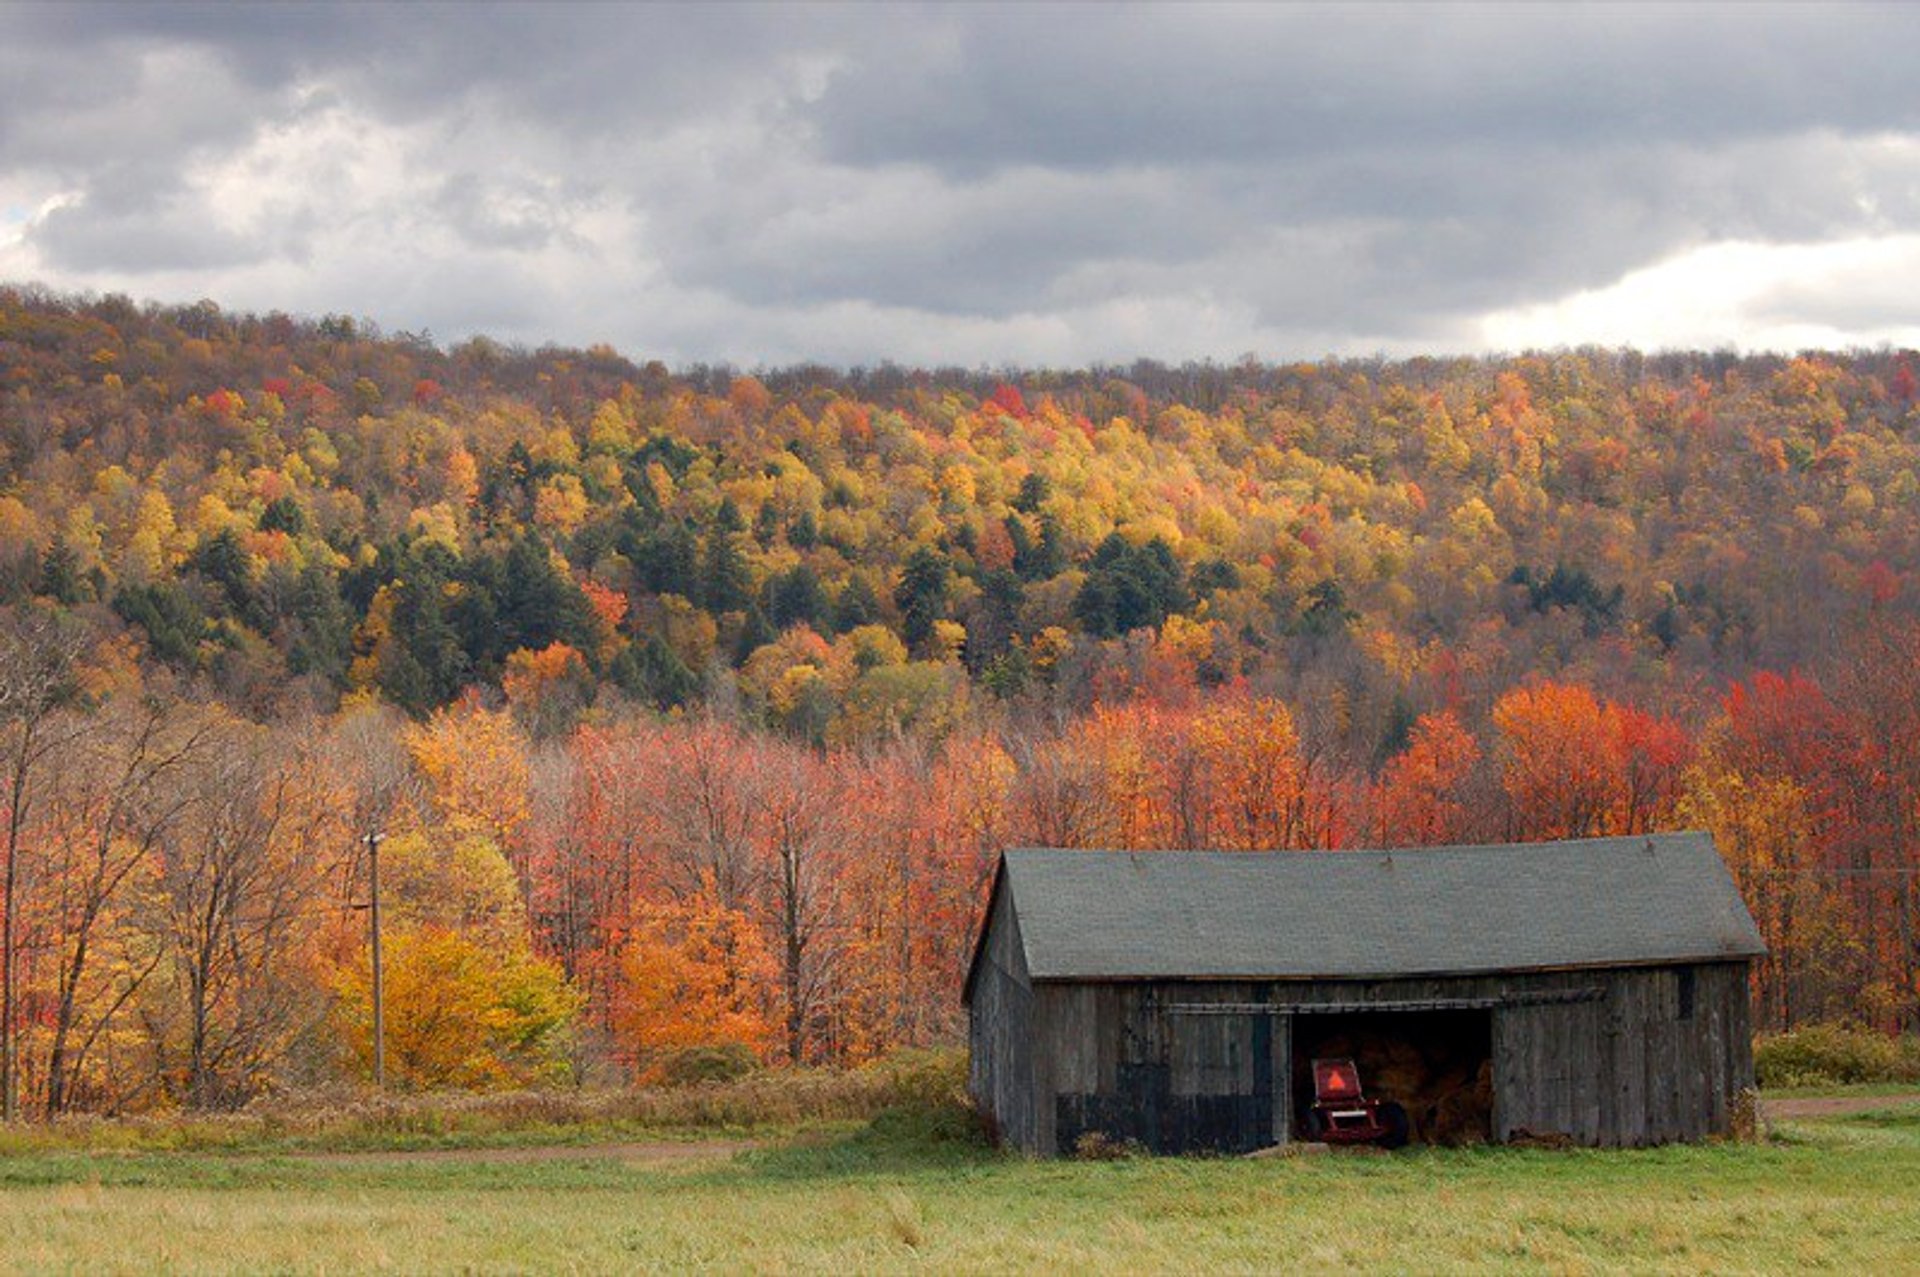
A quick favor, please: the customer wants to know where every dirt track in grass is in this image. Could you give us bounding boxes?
[290,1138,761,1166]
[1765,1092,1920,1119]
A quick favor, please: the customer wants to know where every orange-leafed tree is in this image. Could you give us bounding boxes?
[614,894,776,1081]
[751,739,847,1064]
[632,716,761,912]
[1373,710,1482,846]
[1005,722,1114,850]
[1492,680,1618,840]
[502,642,595,739]
[1192,695,1305,849]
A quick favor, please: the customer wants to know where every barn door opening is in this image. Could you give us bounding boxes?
[1291,1009,1493,1146]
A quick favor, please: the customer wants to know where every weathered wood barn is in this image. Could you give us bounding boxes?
[964,834,1765,1155]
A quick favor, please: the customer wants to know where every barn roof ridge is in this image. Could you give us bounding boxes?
[992,832,1766,984]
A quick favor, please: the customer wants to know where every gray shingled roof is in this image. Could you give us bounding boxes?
[997,834,1765,981]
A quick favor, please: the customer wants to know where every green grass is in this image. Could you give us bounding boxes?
[3,1101,1919,1273]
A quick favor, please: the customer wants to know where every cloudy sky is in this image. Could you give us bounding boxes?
[3,2,1918,366]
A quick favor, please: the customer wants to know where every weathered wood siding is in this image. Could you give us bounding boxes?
[1036,981,1289,1155]
[992,961,1754,1155]
[1494,960,1753,1146]
[965,883,1038,1151]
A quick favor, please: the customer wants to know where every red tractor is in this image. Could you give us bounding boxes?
[1303,1057,1411,1148]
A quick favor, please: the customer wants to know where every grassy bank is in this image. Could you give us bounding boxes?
[2,1095,1917,1273]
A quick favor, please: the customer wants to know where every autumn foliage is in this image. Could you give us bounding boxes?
[2,288,1920,1113]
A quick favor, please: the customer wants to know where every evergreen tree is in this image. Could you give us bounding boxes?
[37,542,89,605]
[732,604,776,666]
[1072,535,1188,638]
[1013,472,1051,514]
[789,509,819,549]
[832,575,882,634]
[894,547,951,653]
[965,568,1025,672]
[258,496,306,536]
[611,635,700,711]
[285,564,353,685]
[381,552,467,713]
[766,564,827,631]
[700,506,751,614]
[188,529,256,623]
[495,536,595,657]
[112,582,208,667]
[633,522,699,598]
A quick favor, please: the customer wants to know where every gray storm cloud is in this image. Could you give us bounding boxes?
[2,2,1917,364]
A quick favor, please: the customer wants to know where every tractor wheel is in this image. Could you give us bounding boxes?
[1303,1109,1326,1142]
[1377,1101,1411,1149]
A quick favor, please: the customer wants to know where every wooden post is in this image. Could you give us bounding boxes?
[366,830,385,1089]
[1,840,13,1125]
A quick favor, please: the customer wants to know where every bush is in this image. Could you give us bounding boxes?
[858,1048,990,1147]
[659,1043,760,1086]
[1755,1024,1920,1088]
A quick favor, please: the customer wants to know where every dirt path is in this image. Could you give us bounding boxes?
[1764,1092,1920,1119]
[290,1139,759,1166]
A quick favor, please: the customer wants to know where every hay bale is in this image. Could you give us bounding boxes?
[1367,1038,1431,1103]
[1430,1059,1494,1146]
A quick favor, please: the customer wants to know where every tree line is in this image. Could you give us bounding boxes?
[2,601,1916,1115]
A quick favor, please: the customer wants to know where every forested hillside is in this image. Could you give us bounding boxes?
[2,285,1917,1114]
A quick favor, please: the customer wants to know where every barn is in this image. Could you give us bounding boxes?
[964,833,1765,1156]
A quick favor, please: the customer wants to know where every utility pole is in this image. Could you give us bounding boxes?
[1,827,15,1125]
[365,830,386,1089]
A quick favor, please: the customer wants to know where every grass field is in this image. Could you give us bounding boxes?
[3,1100,1918,1274]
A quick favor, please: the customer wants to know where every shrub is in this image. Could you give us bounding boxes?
[859,1048,990,1147]
[659,1043,760,1086]
[1755,1024,1920,1088]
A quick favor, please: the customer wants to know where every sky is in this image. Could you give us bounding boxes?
[2,2,1919,368]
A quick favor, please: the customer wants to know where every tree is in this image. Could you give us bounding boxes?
[611,636,699,711]
[636,717,760,910]
[1192,696,1305,850]
[1073,536,1187,638]
[752,744,845,1063]
[1679,744,1854,1029]
[40,695,210,1115]
[614,896,774,1081]
[1492,681,1619,841]
[404,697,532,857]
[766,564,828,632]
[0,607,86,1121]
[894,548,950,654]
[335,927,579,1089]
[831,575,882,634]
[502,642,595,740]
[699,503,751,614]
[1373,711,1483,846]
[154,721,335,1108]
